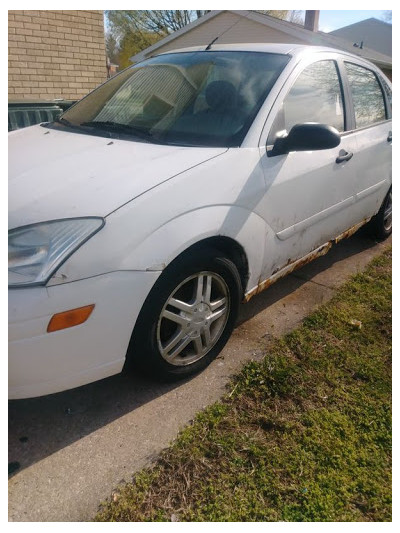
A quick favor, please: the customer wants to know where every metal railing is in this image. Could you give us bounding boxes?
[8,100,76,131]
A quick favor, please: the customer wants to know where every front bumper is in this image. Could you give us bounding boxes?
[8,270,160,399]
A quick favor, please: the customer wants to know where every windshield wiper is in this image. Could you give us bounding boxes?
[79,120,157,142]
[80,120,132,131]
[54,116,74,127]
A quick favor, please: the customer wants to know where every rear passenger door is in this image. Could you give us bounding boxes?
[342,61,392,218]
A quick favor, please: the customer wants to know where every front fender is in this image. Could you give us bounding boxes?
[118,206,268,292]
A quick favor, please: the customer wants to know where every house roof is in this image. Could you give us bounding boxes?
[129,10,392,70]
[329,18,392,58]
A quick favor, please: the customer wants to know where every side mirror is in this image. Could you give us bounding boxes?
[270,123,341,157]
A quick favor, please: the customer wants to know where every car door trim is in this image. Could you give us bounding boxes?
[276,195,354,241]
[356,179,387,201]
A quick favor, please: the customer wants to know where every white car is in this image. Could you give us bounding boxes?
[9,44,392,399]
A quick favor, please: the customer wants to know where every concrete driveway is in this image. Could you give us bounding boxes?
[8,232,391,521]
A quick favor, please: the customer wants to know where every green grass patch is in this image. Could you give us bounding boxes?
[96,247,392,522]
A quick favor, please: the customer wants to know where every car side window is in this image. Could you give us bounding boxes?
[344,62,387,128]
[268,60,345,145]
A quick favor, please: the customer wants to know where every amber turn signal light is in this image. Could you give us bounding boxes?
[47,304,95,333]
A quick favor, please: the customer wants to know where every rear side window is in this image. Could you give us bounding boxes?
[345,63,386,128]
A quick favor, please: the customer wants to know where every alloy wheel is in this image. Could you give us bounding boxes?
[156,271,230,366]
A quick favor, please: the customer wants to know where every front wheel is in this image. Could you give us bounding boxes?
[126,249,242,380]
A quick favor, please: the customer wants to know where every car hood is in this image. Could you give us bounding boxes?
[8,125,227,229]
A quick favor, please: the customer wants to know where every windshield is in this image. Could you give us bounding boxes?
[61,51,290,147]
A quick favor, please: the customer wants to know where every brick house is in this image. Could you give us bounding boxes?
[8,10,107,102]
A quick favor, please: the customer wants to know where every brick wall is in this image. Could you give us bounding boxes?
[8,10,107,101]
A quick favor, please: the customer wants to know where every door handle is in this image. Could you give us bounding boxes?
[388,131,392,143]
[336,150,353,164]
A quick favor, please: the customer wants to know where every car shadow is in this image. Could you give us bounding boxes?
[8,231,384,477]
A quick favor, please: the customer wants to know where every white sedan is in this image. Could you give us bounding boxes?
[9,44,392,398]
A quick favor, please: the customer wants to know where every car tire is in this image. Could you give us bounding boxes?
[125,248,242,380]
[365,188,392,240]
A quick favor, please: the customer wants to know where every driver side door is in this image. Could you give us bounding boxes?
[257,56,359,278]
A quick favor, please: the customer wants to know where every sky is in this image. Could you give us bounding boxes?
[319,10,391,32]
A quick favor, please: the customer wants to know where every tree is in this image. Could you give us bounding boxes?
[117,31,160,70]
[288,10,305,24]
[255,10,304,24]
[257,10,289,19]
[106,10,210,69]
[105,31,119,65]
[106,10,209,38]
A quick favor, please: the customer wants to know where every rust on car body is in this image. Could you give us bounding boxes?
[243,218,371,303]
[333,217,371,244]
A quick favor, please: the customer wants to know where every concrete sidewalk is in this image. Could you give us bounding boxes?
[8,233,391,521]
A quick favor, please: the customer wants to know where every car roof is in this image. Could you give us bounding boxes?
[160,43,299,55]
[157,43,379,69]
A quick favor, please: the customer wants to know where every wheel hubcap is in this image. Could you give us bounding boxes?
[157,272,230,366]
[383,191,392,231]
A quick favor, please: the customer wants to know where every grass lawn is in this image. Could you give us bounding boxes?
[96,247,392,522]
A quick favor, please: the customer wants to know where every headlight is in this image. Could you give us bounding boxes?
[8,217,104,287]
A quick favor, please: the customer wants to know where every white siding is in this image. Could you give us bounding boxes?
[147,12,307,57]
